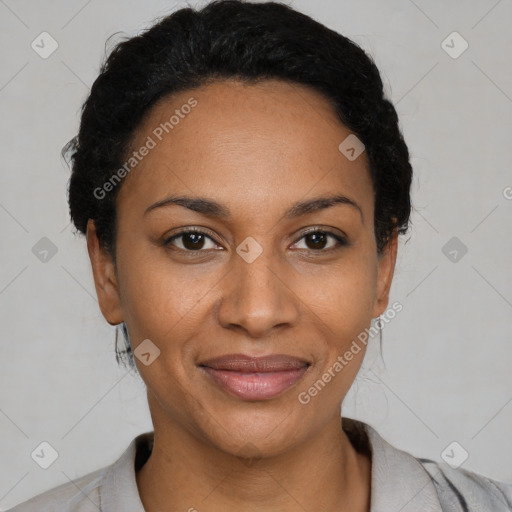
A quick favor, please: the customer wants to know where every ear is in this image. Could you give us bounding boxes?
[371,226,398,319]
[86,219,123,326]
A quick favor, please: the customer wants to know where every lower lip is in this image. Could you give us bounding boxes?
[200,366,309,401]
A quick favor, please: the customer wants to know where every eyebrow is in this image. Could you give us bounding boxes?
[144,193,363,222]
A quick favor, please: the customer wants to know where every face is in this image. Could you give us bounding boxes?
[87,78,397,457]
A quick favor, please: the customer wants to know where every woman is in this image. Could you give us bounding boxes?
[9,1,512,511]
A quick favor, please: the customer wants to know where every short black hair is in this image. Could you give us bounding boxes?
[64,0,412,369]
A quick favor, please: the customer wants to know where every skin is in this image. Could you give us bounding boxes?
[87,78,398,512]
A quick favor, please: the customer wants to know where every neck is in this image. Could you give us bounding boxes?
[136,412,371,512]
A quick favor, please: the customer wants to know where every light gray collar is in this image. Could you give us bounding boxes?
[354,419,442,511]
[99,418,443,511]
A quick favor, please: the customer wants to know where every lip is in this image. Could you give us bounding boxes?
[198,354,310,401]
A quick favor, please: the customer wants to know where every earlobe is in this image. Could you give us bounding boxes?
[371,227,398,319]
[86,219,124,326]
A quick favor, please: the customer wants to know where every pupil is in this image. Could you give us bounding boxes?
[184,233,204,250]
[181,232,328,251]
[308,233,326,249]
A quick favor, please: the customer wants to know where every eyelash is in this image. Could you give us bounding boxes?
[163,227,347,254]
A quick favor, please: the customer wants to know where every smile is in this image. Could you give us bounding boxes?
[198,353,311,401]
[200,366,310,400]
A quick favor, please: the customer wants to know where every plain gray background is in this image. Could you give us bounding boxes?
[1,0,511,509]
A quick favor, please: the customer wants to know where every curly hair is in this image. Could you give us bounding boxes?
[64,0,413,369]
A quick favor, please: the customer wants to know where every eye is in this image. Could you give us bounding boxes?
[163,228,221,252]
[291,229,347,251]
[163,227,347,253]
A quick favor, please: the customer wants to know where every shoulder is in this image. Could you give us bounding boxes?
[417,457,512,511]
[7,432,150,512]
[6,466,106,512]
[344,417,512,512]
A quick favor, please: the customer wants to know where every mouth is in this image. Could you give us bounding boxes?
[198,353,311,401]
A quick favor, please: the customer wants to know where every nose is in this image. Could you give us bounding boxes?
[215,247,301,338]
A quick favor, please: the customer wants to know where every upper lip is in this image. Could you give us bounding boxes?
[199,354,310,372]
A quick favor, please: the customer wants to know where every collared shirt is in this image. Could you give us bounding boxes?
[8,418,512,511]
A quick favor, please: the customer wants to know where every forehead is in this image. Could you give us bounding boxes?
[116,79,373,222]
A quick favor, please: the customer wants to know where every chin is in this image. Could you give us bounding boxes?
[192,403,306,459]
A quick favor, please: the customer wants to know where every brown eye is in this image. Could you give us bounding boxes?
[164,229,220,252]
[180,232,207,250]
[293,229,347,251]
[305,232,328,250]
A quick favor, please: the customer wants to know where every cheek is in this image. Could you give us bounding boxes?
[114,236,210,341]
[116,230,378,357]
[296,255,378,337]
[297,265,375,404]
[116,253,214,395]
